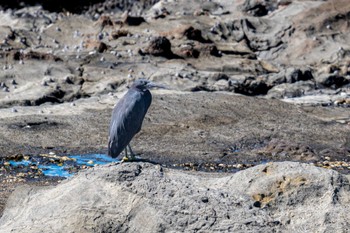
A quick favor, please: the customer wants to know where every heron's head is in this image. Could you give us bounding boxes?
[131,78,167,91]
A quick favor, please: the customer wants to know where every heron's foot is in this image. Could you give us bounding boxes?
[122,154,137,162]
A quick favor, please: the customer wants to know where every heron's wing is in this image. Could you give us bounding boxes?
[108,90,151,158]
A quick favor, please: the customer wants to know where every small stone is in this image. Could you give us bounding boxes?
[73,30,81,38]
[11,108,17,113]
[334,99,345,105]
[175,72,181,78]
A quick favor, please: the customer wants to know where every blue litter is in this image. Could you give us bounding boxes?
[4,154,118,178]
[39,164,73,178]
[9,160,31,167]
[70,154,118,166]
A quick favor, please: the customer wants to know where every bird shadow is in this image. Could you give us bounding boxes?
[121,158,160,165]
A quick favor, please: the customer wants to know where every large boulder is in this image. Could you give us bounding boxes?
[1,162,350,232]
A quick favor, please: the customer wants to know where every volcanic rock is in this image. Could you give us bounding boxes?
[1,162,350,232]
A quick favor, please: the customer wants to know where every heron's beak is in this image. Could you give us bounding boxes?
[146,81,169,89]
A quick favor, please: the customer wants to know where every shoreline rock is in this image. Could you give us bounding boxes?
[1,161,350,232]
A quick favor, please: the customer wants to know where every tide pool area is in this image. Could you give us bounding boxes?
[1,153,119,178]
[70,154,117,167]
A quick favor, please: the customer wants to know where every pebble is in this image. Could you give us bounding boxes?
[11,108,18,113]
[175,72,182,78]
[20,37,27,44]
[73,30,81,38]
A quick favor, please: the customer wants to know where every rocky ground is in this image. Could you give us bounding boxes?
[0,0,349,230]
[1,162,350,232]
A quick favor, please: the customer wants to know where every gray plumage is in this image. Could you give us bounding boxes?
[108,79,165,159]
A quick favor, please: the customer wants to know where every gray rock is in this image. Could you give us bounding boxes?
[266,72,286,86]
[144,36,175,58]
[233,76,270,95]
[285,67,303,83]
[315,73,349,88]
[266,81,315,99]
[267,68,314,86]
[239,0,272,17]
[1,162,350,232]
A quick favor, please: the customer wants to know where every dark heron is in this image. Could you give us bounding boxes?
[108,78,166,161]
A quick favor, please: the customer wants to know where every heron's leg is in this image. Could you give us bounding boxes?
[127,144,136,160]
[122,148,128,162]
[122,145,136,162]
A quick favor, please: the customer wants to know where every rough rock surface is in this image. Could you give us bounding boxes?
[1,162,350,232]
[0,0,349,227]
[0,92,349,166]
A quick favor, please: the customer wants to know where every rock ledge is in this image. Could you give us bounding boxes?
[1,161,349,232]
